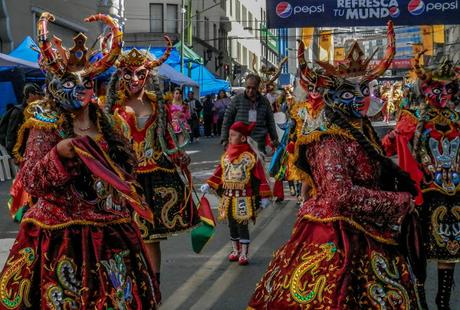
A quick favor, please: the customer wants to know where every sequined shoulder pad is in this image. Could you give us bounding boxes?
[13,102,61,162]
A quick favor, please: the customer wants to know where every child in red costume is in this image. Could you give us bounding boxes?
[201,121,272,265]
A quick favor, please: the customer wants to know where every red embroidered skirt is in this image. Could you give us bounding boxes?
[0,221,160,309]
[248,219,420,309]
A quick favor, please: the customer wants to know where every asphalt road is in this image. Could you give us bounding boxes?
[0,134,459,309]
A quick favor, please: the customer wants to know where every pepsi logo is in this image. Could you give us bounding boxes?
[389,6,400,18]
[276,2,293,18]
[408,0,425,15]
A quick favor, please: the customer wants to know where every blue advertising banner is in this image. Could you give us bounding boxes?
[266,0,460,28]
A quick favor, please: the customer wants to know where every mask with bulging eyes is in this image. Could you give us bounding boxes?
[420,80,458,109]
[323,77,371,118]
[48,72,95,111]
[120,66,149,96]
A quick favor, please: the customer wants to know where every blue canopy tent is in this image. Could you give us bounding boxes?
[0,38,42,113]
[9,36,40,64]
[129,46,230,96]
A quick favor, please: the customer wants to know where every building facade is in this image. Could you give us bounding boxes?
[0,0,123,53]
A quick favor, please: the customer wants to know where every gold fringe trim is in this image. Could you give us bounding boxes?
[21,217,131,230]
[208,180,221,190]
[13,117,62,162]
[136,166,177,174]
[222,182,246,190]
[302,214,398,245]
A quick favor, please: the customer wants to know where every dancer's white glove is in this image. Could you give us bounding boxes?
[200,184,210,194]
[260,198,271,209]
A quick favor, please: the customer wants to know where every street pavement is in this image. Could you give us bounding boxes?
[0,135,459,309]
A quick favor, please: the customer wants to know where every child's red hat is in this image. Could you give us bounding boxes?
[230,121,256,137]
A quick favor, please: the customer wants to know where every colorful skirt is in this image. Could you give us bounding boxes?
[420,191,460,263]
[134,168,200,242]
[248,218,420,309]
[218,195,258,223]
[0,221,160,309]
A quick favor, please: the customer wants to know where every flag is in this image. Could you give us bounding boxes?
[334,47,345,61]
[420,26,433,56]
[319,30,332,62]
[433,25,445,44]
[191,195,216,253]
[302,27,314,47]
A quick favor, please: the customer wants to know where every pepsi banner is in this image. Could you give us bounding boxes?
[267,0,460,28]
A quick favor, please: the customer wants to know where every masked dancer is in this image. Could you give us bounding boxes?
[0,13,160,309]
[248,21,422,309]
[105,39,199,285]
[383,53,460,309]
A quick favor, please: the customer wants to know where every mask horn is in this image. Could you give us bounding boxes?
[145,35,172,69]
[37,12,65,76]
[413,49,431,82]
[81,14,123,78]
[365,20,395,81]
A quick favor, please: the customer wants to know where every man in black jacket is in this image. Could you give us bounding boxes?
[0,83,43,156]
[186,90,203,143]
[221,74,278,153]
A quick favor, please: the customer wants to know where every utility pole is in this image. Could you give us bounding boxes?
[186,0,192,77]
[180,0,186,73]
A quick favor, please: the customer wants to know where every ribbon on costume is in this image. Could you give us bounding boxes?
[71,136,154,223]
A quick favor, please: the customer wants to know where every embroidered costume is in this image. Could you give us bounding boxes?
[248,21,421,309]
[109,41,199,242]
[207,122,271,265]
[0,13,160,309]
[382,53,460,308]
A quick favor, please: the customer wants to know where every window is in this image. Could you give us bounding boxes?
[205,17,210,41]
[255,18,258,38]
[243,46,247,65]
[236,0,240,22]
[237,42,241,61]
[242,6,247,27]
[213,24,217,48]
[166,4,177,33]
[248,12,253,33]
[230,0,233,16]
[221,0,226,11]
[150,3,163,32]
[195,11,200,37]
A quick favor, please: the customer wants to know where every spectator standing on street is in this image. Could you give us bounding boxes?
[214,90,231,136]
[202,94,214,137]
[0,83,43,156]
[221,74,278,153]
[186,90,202,142]
[168,87,191,146]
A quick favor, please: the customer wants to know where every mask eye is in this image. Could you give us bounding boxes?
[63,81,75,89]
[138,74,146,80]
[432,88,441,95]
[340,91,354,100]
[123,73,132,80]
[308,85,314,92]
[361,86,369,96]
[83,80,94,89]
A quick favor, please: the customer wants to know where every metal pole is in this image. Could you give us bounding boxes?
[265,20,268,66]
[180,0,185,73]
